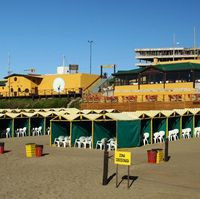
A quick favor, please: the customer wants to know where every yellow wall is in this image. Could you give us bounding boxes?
[0,76,39,97]
[38,73,99,95]
[114,82,195,102]
[0,73,99,97]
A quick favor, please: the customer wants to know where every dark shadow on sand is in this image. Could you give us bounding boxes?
[117,175,138,188]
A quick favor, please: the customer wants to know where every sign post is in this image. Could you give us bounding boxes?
[164,137,169,161]
[102,139,109,185]
[114,151,131,188]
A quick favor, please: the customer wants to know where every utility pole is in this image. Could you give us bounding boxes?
[8,53,11,98]
[88,40,93,74]
[173,33,176,61]
[193,26,196,59]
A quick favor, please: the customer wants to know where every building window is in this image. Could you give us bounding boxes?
[18,88,21,92]
[25,88,29,93]
[14,77,17,81]
[11,88,13,92]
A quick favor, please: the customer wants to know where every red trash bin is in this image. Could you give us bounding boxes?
[147,149,157,163]
[0,142,4,154]
[35,145,43,157]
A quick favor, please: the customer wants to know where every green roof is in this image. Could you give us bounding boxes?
[156,62,200,71]
[113,67,144,76]
[113,62,200,77]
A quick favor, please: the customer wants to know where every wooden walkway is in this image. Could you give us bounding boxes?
[81,100,200,112]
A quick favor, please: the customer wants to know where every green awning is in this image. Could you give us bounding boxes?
[156,62,200,71]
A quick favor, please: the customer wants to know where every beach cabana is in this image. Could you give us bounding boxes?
[124,111,151,145]
[71,114,94,147]
[166,110,181,139]
[181,110,194,137]
[137,112,152,145]
[41,112,60,133]
[50,115,71,146]
[193,109,200,132]
[152,111,167,143]
[113,113,141,148]
[29,112,45,135]
[93,114,116,149]
[0,114,13,138]
[6,113,30,137]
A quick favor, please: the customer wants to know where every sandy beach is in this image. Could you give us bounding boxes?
[0,136,199,199]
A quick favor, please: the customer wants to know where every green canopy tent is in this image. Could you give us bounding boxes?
[139,113,151,145]
[50,115,71,146]
[29,113,45,136]
[0,114,13,138]
[167,111,181,139]
[124,111,151,146]
[41,112,60,135]
[194,109,200,130]
[181,110,194,137]
[93,114,116,149]
[152,112,167,143]
[12,113,30,136]
[71,114,93,147]
[104,113,141,148]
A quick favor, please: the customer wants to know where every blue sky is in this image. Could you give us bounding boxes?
[0,0,200,78]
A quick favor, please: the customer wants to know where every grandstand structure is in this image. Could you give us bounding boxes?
[135,47,200,67]
[82,47,200,111]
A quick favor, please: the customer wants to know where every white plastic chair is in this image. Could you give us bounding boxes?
[63,136,71,147]
[47,127,50,135]
[197,127,200,137]
[54,136,65,147]
[107,139,116,151]
[158,131,165,143]
[74,136,86,148]
[173,129,179,140]
[21,127,27,137]
[37,126,42,136]
[15,128,20,137]
[153,132,160,143]
[168,130,174,141]
[143,132,149,145]
[6,128,11,138]
[32,128,36,136]
[182,128,187,139]
[194,127,200,137]
[194,127,198,137]
[184,128,191,139]
[96,138,106,150]
[82,136,92,149]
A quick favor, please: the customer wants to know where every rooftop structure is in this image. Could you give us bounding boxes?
[135,47,200,67]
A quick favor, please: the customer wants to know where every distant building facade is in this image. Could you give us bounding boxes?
[135,47,200,67]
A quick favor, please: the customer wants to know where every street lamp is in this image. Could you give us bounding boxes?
[88,40,93,74]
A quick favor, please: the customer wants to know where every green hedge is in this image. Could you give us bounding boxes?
[0,97,81,109]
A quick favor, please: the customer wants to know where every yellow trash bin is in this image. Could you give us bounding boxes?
[156,149,164,164]
[25,143,36,158]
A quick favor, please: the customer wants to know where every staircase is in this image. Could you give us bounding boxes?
[89,78,108,93]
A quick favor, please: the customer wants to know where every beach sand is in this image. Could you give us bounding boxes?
[0,136,199,199]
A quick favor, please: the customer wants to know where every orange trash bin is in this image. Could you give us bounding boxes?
[147,149,157,163]
[35,145,43,157]
[0,142,4,154]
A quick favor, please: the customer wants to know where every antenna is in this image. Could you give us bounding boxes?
[62,55,66,66]
[193,26,196,49]
[8,52,11,75]
[173,33,176,61]
[193,26,197,59]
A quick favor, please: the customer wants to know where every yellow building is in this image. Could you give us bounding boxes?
[112,62,200,102]
[0,73,100,97]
